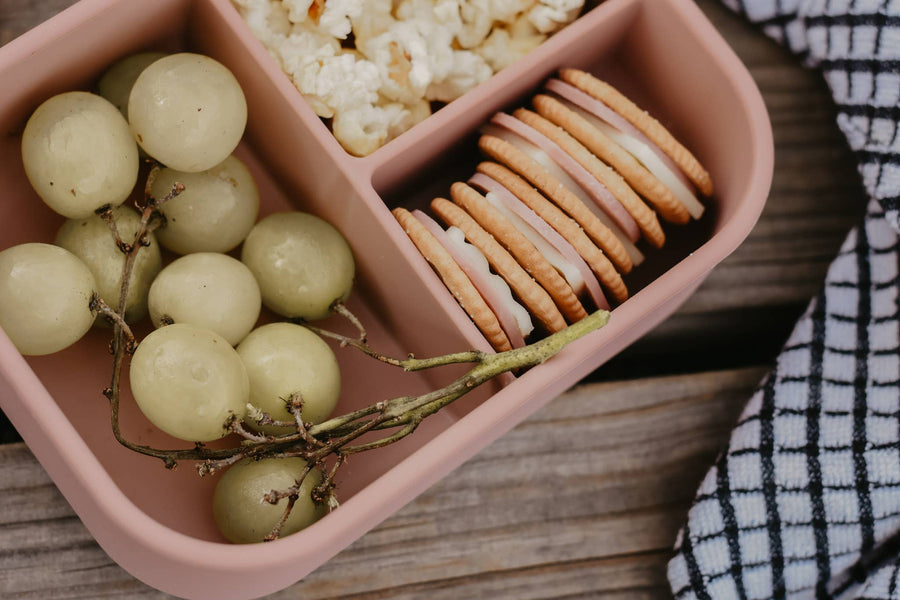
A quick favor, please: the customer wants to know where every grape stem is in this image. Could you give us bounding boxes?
[306,323,485,371]
[262,462,311,542]
[331,300,367,342]
[103,164,190,469]
[98,208,130,253]
[99,165,610,536]
[305,301,486,371]
[89,295,135,352]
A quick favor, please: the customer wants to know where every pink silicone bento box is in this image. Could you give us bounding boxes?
[0,0,773,598]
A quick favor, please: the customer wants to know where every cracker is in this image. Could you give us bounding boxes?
[476,162,628,303]
[478,134,634,274]
[436,188,578,328]
[559,68,713,197]
[532,94,690,225]
[513,107,666,249]
[392,207,512,352]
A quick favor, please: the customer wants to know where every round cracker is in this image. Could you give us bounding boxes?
[558,68,713,197]
[513,107,666,249]
[477,162,628,303]
[392,207,512,352]
[437,188,579,328]
[478,134,634,274]
[533,94,690,225]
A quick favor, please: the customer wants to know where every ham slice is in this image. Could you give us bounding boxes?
[545,79,705,220]
[469,172,609,311]
[480,122,645,267]
[489,113,640,243]
[412,210,532,347]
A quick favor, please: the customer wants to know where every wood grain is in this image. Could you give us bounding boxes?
[0,0,74,45]
[1,367,766,599]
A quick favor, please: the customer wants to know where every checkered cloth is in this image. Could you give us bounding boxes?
[667,1,900,599]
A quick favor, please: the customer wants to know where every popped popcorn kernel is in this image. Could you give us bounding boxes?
[333,103,406,156]
[362,22,433,104]
[235,0,292,42]
[351,0,395,47]
[426,50,492,102]
[318,0,366,38]
[282,0,315,24]
[526,0,583,33]
[475,24,546,71]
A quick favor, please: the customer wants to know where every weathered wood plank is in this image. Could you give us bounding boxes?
[0,0,75,45]
[0,367,766,599]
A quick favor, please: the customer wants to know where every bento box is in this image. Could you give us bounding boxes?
[0,0,773,598]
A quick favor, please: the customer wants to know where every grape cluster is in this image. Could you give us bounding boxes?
[1,51,357,544]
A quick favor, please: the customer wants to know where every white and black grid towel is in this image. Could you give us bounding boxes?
[667,1,900,599]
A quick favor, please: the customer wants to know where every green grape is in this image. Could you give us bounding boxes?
[21,91,139,219]
[55,206,162,324]
[213,458,327,544]
[97,52,167,119]
[128,53,247,172]
[129,323,249,442]
[0,243,96,355]
[241,212,355,320]
[148,253,261,346]
[151,155,259,255]
[237,323,340,434]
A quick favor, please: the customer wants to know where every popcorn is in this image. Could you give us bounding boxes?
[395,0,458,82]
[509,11,541,36]
[332,103,408,156]
[286,0,367,39]
[526,0,583,33]
[426,50,492,102]
[233,0,292,43]
[361,22,433,104]
[389,99,432,139]
[319,0,365,38]
[475,24,546,71]
[316,54,383,114]
[432,0,462,24]
[232,0,584,155]
[390,0,493,100]
[351,0,394,47]
[396,0,461,33]
[272,25,342,117]
[332,98,432,156]
[488,0,535,24]
[284,0,368,39]
[453,0,495,49]
[282,0,315,24]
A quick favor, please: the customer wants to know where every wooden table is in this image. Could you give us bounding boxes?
[0,1,867,598]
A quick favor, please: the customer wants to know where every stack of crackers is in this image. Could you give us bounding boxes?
[394,68,713,352]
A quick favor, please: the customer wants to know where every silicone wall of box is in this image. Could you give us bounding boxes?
[0,0,773,598]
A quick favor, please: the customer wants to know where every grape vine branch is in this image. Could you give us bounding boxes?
[100,167,610,541]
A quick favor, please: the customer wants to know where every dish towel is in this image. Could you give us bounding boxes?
[667,1,900,599]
